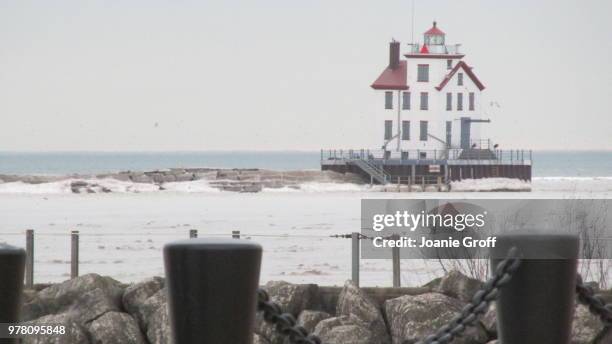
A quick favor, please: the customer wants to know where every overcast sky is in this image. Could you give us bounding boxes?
[1,0,610,151]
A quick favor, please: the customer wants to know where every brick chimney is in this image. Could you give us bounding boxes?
[389,40,400,70]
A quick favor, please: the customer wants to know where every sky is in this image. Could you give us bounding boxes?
[0,0,611,151]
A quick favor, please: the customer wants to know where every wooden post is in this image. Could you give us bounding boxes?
[25,229,34,288]
[71,230,79,279]
[351,232,360,287]
[189,229,198,238]
[392,234,401,287]
[232,230,241,239]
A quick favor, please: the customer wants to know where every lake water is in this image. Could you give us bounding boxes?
[1,151,611,177]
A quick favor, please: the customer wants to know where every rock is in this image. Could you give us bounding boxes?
[131,174,152,183]
[22,313,89,344]
[481,303,497,337]
[336,280,389,344]
[217,170,240,179]
[194,171,218,180]
[313,315,376,344]
[146,304,172,344]
[297,310,331,333]
[262,281,319,316]
[22,274,124,323]
[127,288,171,344]
[434,270,483,302]
[384,292,488,344]
[253,313,284,344]
[173,172,194,182]
[88,311,147,344]
[253,333,271,344]
[571,303,604,344]
[594,326,612,344]
[122,277,165,329]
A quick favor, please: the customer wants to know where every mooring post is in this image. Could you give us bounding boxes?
[491,234,579,344]
[189,229,198,238]
[351,232,360,287]
[232,230,240,239]
[0,244,26,344]
[25,229,34,288]
[71,230,79,279]
[391,234,401,287]
[164,239,262,344]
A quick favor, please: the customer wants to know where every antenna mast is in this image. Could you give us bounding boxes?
[411,0,415,44]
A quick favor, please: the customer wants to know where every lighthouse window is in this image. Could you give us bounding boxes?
[447,59,453,70]
[384,91,393,109]
[402,92,411,110]
[420,92,429,110]
[417,64,429,82]
[458,73,464,86]
[402,121,410,140]
[384,120,393,140]
[457,93,463,111]
[420,121,428,141]
[446,93,452,111]
[469,92,475,111]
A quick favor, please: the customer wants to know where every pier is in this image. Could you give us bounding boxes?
[320,145,532,186]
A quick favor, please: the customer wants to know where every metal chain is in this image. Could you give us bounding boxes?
[576,275,612,326]
[257,288,322,344]
[257,248,612,344]
[416,247,522,344]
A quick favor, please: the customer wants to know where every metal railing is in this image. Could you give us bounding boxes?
[321,148,532,164]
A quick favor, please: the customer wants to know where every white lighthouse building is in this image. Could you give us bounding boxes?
[321,22,531,186]
[371,22,487,159]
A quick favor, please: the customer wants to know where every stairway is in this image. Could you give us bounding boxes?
[349,159,389,184]
[458,149,497,160]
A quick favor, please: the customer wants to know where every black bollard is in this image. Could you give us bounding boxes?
[164,238,262,344]
[0,244,26,344]
[491,234,579,344]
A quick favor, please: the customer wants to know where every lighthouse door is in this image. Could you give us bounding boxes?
[460,117,471,149]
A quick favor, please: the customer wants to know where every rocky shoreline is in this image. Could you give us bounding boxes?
[0,168,366,193]
[20,272,611,344]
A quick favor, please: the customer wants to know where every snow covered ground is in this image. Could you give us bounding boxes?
[0,177,611,287]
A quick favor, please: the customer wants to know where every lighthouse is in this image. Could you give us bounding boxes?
[321,22,532,188]
[371,22,486,158]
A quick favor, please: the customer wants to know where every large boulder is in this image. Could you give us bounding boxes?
[336,280,390,344]
[261,281,319,316]
[434,270,483,303]
[253,281,319,344]
[88,311,147,344]
[22,313,89,344]
[297,310,331,333]
[21,274,124,323]
[313,315,376,344]
[146,303,172,344]
[571,303,605,344]
[127,289,171,344]
[253,333,271,344]
[122,277,165,329]
[384,292,489,344]
[481,304,497,337]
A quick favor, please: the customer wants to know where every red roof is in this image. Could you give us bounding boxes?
[425,22,445,35]
[435,61,485,91]
[371,60,408,90]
